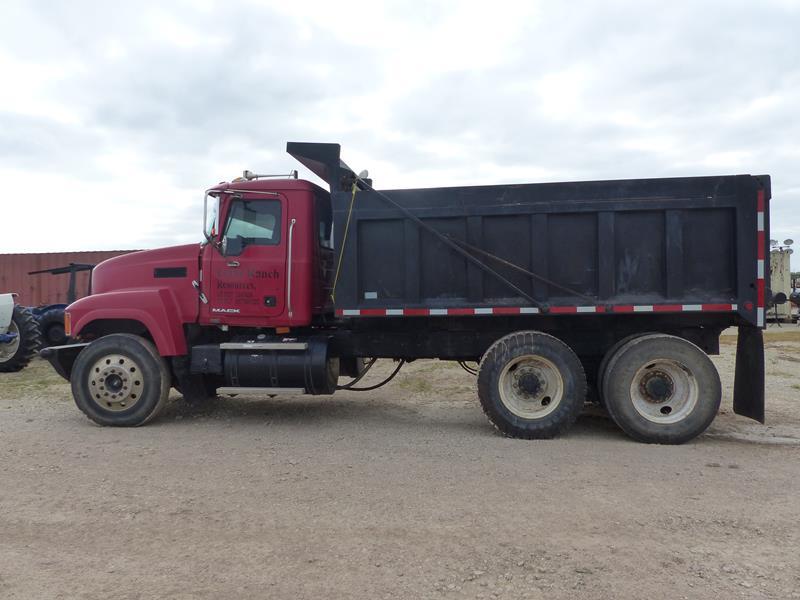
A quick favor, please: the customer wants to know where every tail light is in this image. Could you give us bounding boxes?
[64,312,72,338]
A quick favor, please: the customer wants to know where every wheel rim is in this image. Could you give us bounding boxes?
[0,321,21,362]
[88,353,144,412]
[629,359,698,424]
[498,355,564,419]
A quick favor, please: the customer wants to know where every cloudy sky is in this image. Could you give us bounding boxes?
[2,0,798,264]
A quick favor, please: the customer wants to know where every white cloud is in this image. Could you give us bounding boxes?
[0,0,798,268]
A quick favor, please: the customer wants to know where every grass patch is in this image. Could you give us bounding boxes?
[398,376,434,394]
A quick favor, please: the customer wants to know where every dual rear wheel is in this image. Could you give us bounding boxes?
[478,330,721,444]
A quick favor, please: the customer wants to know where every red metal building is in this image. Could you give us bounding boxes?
[0,251,138,307]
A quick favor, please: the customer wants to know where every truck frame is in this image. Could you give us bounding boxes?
[42,143,770,443]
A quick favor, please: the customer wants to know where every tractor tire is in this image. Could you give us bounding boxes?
[38,307,71,347]
[602,334,721,444]
[70,334,170,426]
[0,305,42,372]
[477,331,586,439]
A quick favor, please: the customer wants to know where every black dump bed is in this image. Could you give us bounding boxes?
[288,143,770,328]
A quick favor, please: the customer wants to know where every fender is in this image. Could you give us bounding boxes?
[69,288,189,356]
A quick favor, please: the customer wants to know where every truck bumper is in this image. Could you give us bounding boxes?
[733,326,765,423]
[40,343,89,381]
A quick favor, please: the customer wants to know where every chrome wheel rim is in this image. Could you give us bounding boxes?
[88,354,144,412]
[630,359,698,424]
[0,321,20,362]
[499,355,564,419]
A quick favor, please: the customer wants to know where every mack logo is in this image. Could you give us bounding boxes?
[211,307,241,314]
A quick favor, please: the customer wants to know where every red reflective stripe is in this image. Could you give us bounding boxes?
[757,189,765,212]
[448,308,474,316]
[550,306,577,314]
[494,307,521,315]
[360,309,386,316]
[757,280,765,307]
[403,308,429,316]
[653,304,683,312]
[594,306,606,313]
[701,303,734,311]
[335,309,344,316]
[612,305,635,313]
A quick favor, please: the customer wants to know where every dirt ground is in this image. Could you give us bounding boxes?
[1,328,799,600]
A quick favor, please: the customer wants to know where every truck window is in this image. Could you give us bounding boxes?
[224,199,282,246]
[316,195,333,249]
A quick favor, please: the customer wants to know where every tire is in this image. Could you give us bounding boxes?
[602,334,721,444]
[0,305,42,372]
[39,308,71,347]
[477,331,586,439]
[596,332,657,398]
[70,334,170,426]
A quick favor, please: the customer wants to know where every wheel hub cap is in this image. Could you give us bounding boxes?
[640,370,674,403]
[499,355,564,419]
[88,354,144,412]
[630,359,698,423]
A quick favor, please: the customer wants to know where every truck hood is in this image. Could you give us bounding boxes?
[91,244,201,295]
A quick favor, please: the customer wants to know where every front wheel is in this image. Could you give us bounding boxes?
[71,334,170,426]
[478,331,586,439]
[602,334,721,444]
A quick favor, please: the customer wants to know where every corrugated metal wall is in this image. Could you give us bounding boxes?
[0,251,138,307]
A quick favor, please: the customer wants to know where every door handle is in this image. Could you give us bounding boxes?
[227,260,240,268]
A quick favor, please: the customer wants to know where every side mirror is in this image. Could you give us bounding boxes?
[222,236,244,256]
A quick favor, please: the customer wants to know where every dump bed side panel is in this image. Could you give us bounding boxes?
[331,174,769,327]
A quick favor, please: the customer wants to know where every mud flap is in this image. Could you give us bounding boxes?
[733,326,765,423]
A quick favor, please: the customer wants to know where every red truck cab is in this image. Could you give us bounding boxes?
[200,178,333,330]
[66,176,333,357]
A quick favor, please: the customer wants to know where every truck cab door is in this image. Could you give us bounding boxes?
[202,195,287,325]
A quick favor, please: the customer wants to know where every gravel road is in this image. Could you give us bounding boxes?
[1,330,799,599]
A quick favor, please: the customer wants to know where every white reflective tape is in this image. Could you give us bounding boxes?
[474,308,494,315]
[757,259,764,279]
[429,308,448,316]
[731,304,738,311]
[576,306,596,313]
[682,304,702,311]
[385,309,404,316]
[757,307,764,327]
[519,307,540,314]
[757,213,764,232]
[342,309,361,316]
[633,305,653,312]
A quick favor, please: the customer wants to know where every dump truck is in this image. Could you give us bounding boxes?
[42,143,771,443]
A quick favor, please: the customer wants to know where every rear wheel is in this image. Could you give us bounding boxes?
[602,334,721,444]
[478,331,586,439]
[71,334,170,426]
[0,305,42,372]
